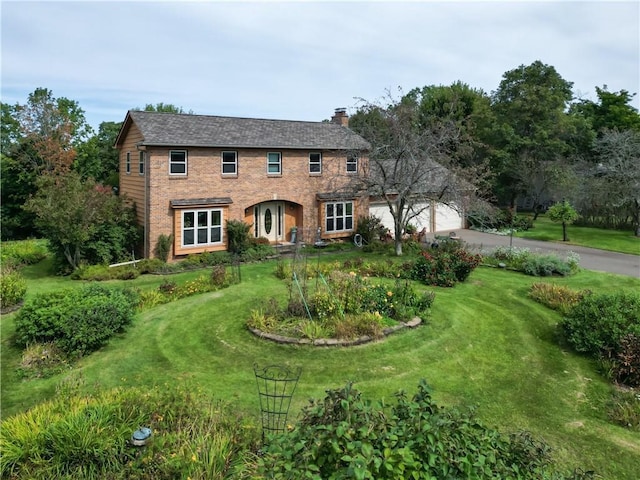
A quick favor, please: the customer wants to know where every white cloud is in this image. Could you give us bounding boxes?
[2,0,638,129]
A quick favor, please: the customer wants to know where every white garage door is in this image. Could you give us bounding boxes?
[434,203,463,232]
[369,201,462,235]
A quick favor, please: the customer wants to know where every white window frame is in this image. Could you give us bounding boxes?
[325,201,354,233]
[181,208,223,247]
[346,154,358,174]
[170,150,188,176]
[267,152,281,175]
[309,152,322,174]
[221,151,237,175]
[138,151,145,175]
[125,152,131,175]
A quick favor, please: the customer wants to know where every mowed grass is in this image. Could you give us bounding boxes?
[516,214,640,255]
[2,256,640,478]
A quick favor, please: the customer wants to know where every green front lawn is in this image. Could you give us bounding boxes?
[516,214,639,255]
[2,256,640,478]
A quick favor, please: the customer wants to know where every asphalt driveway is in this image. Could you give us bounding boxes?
[446,229,640,278]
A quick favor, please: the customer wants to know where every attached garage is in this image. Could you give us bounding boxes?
[369,200,463,235]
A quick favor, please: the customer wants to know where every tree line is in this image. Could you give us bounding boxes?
[1,60,638,267]
[348,61,640,255]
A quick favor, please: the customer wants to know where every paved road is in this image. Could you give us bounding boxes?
[446,229,640,278]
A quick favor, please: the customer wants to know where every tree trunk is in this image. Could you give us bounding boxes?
[532,204,540,221]
[394,218,403,256]
[562,222,568,242]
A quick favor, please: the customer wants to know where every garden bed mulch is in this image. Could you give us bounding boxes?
[1,302,23,315]
[248,317,422,347]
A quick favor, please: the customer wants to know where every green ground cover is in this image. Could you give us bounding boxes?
[516,214,639,255]
[2,252,639,478]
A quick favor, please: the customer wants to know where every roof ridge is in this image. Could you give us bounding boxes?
[130,109,334,125]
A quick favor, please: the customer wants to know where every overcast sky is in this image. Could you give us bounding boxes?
[2,0,638,131]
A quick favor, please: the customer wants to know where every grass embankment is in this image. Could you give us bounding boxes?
[516,215,639,255]
[2,254,640,478]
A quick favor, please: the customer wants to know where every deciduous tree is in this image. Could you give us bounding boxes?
[75,121,122,188]
[1,89,92,239]
[490,61,581,208]
[25,172,139,271]
[547,200,579,241]
[350,91,488,255]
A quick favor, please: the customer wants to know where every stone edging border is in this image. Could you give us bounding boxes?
[248,317,422,347]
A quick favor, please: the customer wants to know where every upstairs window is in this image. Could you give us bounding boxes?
[222,151,237,175]
[170,150,187,175]
[325,201,354,232]
[138,151,145,175]
[346,154,358,173]
[309,152,322,174]
[267,152,281,175]
[125,152,131,174]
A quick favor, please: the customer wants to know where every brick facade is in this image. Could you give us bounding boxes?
[116,111,369,261]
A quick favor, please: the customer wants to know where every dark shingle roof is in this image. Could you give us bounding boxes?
[124,110,370,151]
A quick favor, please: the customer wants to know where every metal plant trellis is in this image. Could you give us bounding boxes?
[253,363,302,440]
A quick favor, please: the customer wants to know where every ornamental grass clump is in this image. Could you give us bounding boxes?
[0,383,258,480]
[528,283,588,315]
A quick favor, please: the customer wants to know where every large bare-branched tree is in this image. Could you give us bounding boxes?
[349,92,490,255]
[574,129,640,234]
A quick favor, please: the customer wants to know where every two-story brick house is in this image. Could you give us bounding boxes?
[115,108,370,260]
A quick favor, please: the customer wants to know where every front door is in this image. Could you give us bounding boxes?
[255,202,284,243]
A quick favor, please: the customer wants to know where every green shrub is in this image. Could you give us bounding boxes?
[561,291,640,357]
[226,219,252,255]
[355,215,388,244]
[311,291,343,321]
[154,233,173,262]
[240,244,276,262]
[138,289,171,310]
[14,284,139,357]
[136,258,169,273]
[0,268,27,310]
[488,246,533,270]
[561,291,640,387]
[256,381,590,479]
[0,239,49,269]
[274,260,292,279]
[0,384,258,479]
[411,246,481,287]
[71,264,140,281]
[522,254,572,276]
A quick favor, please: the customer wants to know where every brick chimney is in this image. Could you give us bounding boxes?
[330,107,349,127]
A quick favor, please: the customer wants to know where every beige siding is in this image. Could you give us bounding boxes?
[118,124,145,225]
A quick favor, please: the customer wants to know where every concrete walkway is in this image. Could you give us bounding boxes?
[446,229,640,278]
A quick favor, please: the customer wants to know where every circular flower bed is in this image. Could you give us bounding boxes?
[247,269,434,346]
